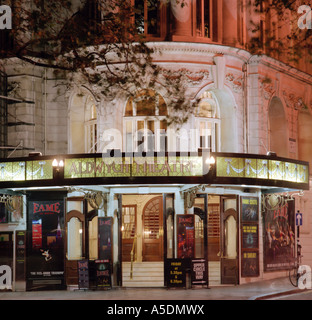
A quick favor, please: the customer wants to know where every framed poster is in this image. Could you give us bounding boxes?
[95,259,111,289]
[98,217,113,260]
[263,198,295,271]
[191,259,208,287]
[242,224,259,249]
[27,199,65,290]
[15,231,26,282]
[241,197,259,222]
[241,251,259,277]
[177,214,195,259]
[240,196,260,277]
[78,259,89,290]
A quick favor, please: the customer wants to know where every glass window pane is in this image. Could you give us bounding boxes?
[199,101,213,118]
[159,120,167,152]
[204,0,210,38]
[196,0,202,36]
[147,120,155,152]
[225,216,237,258]
[135,0,144,34]
[147,0,158,34]
[67,217,83,260]
[194,197,205,258]
[122,206,136,239]
[166,195,174,259]
[126,121,133,152]
[125,99,133,116]
[158,96,168,116]
[137,121,145,152]
[89,216,98,260]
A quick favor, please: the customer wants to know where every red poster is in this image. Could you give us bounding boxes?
[32,219,42,249]
[177,215,195,259]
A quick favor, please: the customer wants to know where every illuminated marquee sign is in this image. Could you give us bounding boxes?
[216,156,309,185]
[0,160,53,182]
[0,153,309,190]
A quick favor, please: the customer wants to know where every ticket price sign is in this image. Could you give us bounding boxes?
[166,259,187,288]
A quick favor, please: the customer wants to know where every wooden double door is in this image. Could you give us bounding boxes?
[122,195,163,262]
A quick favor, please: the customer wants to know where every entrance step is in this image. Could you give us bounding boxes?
[209,261,221,286]
[122,262,164,287]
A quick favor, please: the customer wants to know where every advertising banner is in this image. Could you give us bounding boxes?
[177,215,195,259]
[27,200,65,290]
[98,217,113,260]
[264,198,295,271]
[95,260,112,289]
[241,197,259,277]
[241,251,259,277]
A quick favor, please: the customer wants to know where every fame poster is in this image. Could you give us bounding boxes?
[177,215,195,259]
[27,200,65,290]
[264,198,295,271]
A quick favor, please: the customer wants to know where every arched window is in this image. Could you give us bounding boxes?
[84,96,97,153]
[124,89,168,152]
[268,97,287,157]
[69,92,97,154]
[195,91,220,152]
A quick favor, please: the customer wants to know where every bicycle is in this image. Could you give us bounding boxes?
[288,241,303,287]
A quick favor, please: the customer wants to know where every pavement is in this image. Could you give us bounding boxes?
[0,276,309,300]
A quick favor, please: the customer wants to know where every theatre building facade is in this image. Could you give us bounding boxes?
[0,1,312,291]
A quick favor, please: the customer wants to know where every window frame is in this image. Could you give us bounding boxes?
[123,90,168,153]
[195,93,221,152]
[196,0,213,40]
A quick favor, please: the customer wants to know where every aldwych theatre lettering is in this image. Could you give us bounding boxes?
[67,159,196,176]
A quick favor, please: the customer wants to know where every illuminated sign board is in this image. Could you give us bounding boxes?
[0,152,309,190]
[0,160,53,181]
[216,156,309,185]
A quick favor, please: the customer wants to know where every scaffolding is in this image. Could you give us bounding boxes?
[0,70,8,158]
